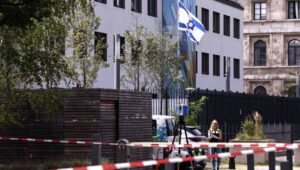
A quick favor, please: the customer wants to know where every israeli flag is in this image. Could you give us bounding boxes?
[178,1,206,44]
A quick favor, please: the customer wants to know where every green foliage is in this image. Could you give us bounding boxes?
[185,96,207,127]
[65,0,108,87]
[236,116,265,140]
[0,0,105,125]
[121,25,182,91]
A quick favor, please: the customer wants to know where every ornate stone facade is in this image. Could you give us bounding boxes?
[232,0,300,96]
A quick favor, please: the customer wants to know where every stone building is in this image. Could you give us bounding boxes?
[232,0,300,96]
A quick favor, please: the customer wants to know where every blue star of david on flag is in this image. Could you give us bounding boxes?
[178,1,206,44]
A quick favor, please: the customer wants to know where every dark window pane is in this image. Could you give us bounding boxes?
[202,53,209,75]
[132,0,142,13]
[202,8,209,31]
[254,86,267,95]
[213,55,220,76]
[289,39,300,65]
[213,12,220,33]
[196,51,198,73]
[195,6,198,17]
[114,0,125,8]
[148,0,157,17]
[95,32,107,62]
[234,18,240,39]
[95,0,107,3]
[223,56,227,77]
[254,40,266,66]
[120,36,125,57]
[224,15,230,36]
[234,58,240,79]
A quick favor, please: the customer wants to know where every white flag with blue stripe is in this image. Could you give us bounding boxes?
[178,1,206,44]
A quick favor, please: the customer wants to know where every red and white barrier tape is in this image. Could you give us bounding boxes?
[0,136,298,149]
[56,144,300,170]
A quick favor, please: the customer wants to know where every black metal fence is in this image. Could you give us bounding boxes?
[151,88,300,142]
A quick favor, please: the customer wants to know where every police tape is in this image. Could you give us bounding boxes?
[55,144,300,170]
[0,136,298,149]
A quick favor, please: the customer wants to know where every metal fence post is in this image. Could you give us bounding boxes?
[287,149,293,169]
[247,154,254,170]
[268,151,275,170]
[91,134,101,165]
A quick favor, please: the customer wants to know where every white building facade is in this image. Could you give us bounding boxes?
[93,0,162,89]
[93,0,244,92]
[196,0,244,92]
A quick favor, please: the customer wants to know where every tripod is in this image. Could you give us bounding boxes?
[170,115,194,169]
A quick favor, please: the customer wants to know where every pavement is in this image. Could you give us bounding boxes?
[204,165,300,170]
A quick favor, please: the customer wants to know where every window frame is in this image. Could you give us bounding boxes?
[95,0,107,4]
[233,18,240,39]
[213,55,220,76]
[131,0,142,13]
[213,11,220,34]
[223,15,230,36]
[254,40,267,66]
[253,2,267,20]
[202,8,209,31]
[288,1,300,19]
[233,58,240,79]
[288,39,300,65]
[95,32,107,62]
[202,52,209,75]
[148,0,157,17]
[114,0,125,9]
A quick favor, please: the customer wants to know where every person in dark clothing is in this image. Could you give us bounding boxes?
[208,120,222,170]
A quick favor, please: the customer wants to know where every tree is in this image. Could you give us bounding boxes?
[121,25,149,90]
[185,96,207,127]
[144,31,182,91]
[65,0,108,88]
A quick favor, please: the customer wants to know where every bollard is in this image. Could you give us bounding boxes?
[268,151,275,170]
[247,154,254,170]
[116,139,130,164]
[286,149,293,169]
[228,156,236,169]
[281,161,292,170]
[91,134,101,165]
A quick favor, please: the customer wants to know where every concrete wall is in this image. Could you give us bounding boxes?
[196,0,244,92]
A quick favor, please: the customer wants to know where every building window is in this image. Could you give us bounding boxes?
[223,56,227,77]
[254,86,267,95]
[224,15,230,36]
[202,8,209,31]
[233,18,240,39]
[148,0,157,17]
[202,52,209,75]
[213,12,220,33]
[95,32,107,62]
[288,1,300,19]
[132,0,142,13]
[95,0,106,3]
[114,0,125,8]
[195,51,198,73]
[254,40,266,66]
[213,55,220,76]
[233,58,240,79]
[288,39,300,65]
[195,6,198,17]
[254,2,267,20]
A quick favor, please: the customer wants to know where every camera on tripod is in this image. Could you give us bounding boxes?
[175,103,189,117]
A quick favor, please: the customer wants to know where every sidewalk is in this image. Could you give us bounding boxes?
[205,164,300,170]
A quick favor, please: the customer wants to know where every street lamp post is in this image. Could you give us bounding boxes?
[114,34,121,90]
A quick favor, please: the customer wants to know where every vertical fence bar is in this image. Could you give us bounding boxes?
[91,134,101,165]
[268,151,275,170]
[246,154,254,170]
[286,149,293,169]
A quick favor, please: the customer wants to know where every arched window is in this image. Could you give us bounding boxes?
[254,86,267,95]
[288,39,300,65]
[254,40,266,66]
